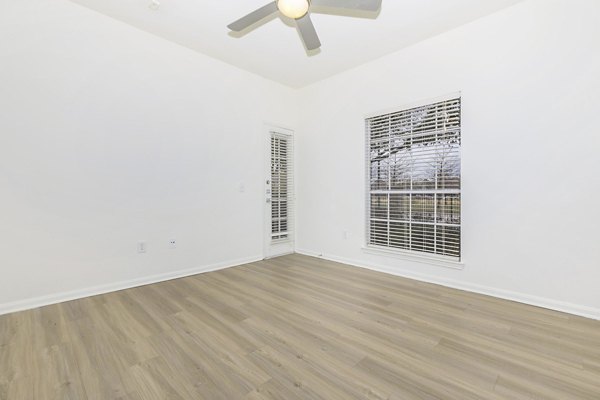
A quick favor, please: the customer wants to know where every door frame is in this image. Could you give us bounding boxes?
[263,125,296,259]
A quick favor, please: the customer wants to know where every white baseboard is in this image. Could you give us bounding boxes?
[295,248,600,321]
[5,250,598,321]
[0,255,263,316]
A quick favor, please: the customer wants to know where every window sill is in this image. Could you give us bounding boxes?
[362,245,465,270]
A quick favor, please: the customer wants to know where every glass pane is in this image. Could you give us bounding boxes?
[410,138,437,190]
[411,194,435,223]
[410,223,435,253]
[437,194,460,225]
[389,222,409,249]
[369,220,388,246]
[369,115,390,140]
[370,194,388,220]
[271,136,289,237]
[389,194,410,221]
[436,226,461,257]
[370,138,390,190]
[435,134,461,190]
[389,148,411,190]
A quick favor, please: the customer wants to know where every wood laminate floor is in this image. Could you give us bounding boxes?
[1,254,599,399]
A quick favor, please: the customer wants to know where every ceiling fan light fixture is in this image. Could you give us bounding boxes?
[227,0,383,52]
[277,0,310,19]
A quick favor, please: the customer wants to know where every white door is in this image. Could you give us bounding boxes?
[264,129,295,258]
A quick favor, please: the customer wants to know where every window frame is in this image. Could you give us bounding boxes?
[364,94,464,268]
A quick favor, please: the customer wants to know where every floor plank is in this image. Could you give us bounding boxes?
[0,254,599,399]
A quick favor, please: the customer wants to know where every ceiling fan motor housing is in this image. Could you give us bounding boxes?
[277,0,311,19]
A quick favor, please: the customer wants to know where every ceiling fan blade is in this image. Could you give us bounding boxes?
[227,1,279,32]
[296,14,321,51]
[310,0,382,11]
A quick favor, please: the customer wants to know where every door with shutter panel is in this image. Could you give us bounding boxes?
[264,129,295,258]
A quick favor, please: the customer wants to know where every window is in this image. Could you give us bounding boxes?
[366,97,461,260]
[271,133,293,241]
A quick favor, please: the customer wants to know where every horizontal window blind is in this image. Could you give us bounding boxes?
[366,98,461,260]
[271,132,294,242]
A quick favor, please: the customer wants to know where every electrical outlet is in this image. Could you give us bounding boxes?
[169,239,177,249]
[137,241,147,253]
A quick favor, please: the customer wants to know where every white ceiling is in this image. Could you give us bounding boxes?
[69,0,524,88]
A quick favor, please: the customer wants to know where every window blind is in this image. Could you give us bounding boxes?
[366,98,461,260]
[271,132,294,241]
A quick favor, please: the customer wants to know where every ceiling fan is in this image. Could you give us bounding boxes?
[227,0,383,51]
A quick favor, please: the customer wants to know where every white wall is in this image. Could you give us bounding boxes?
[295,0,600,319]
[0,0,296,312]
[2,0,599,319]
